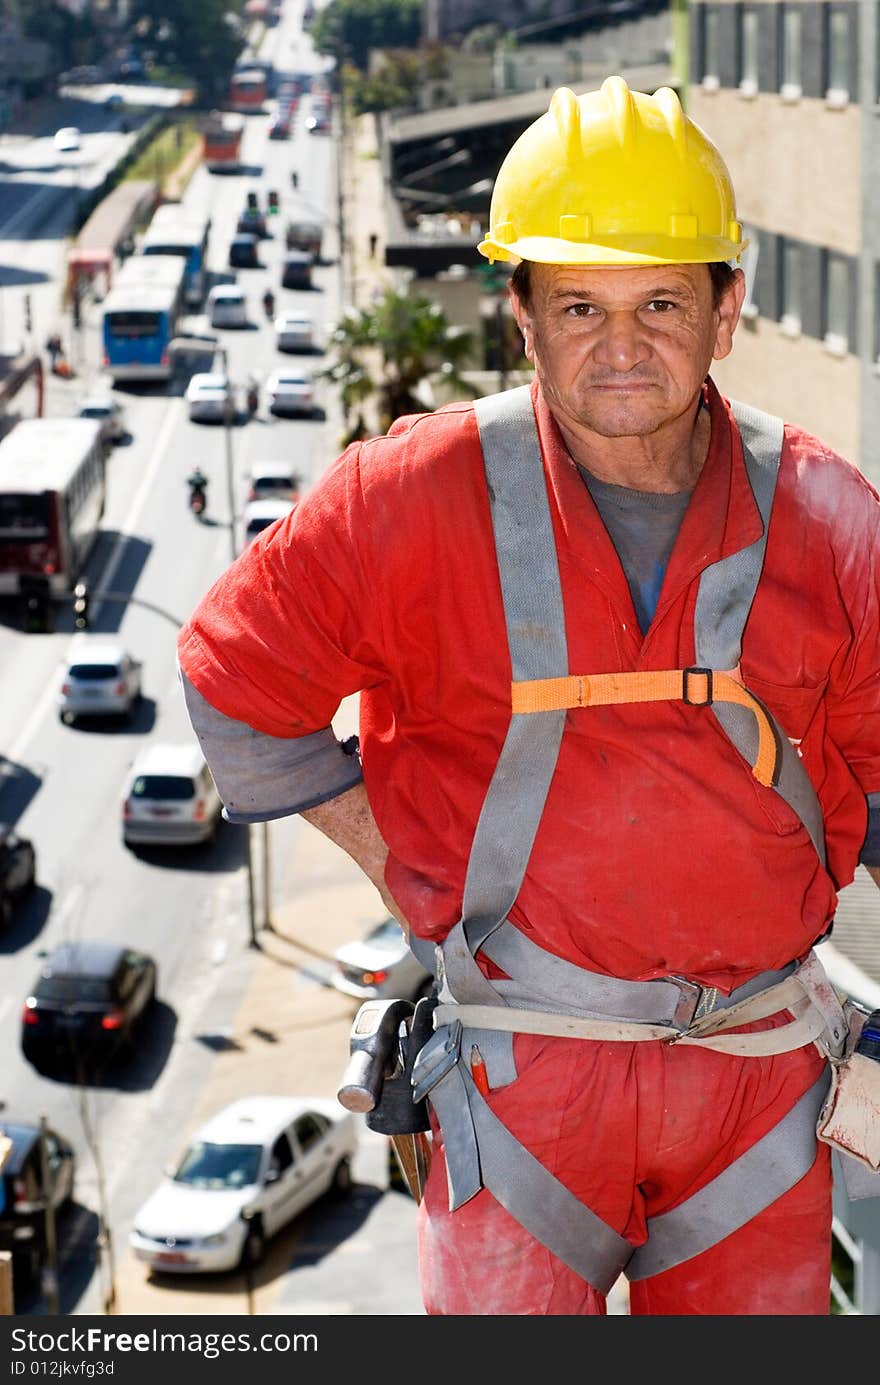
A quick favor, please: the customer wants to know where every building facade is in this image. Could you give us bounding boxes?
[688,0,873,480]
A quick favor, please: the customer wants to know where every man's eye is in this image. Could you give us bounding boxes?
[566,303,596,317]
[647,299,676,313]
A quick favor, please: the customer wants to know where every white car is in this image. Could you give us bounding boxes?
[274,311,316,353]
[58,637,143,724]
[77,395,126,445]
[53,126,81,152]
[129,1096,357,1273]
[241,497,296,547]
[206,284,247,329]
[122,742,222,848]
[330,915,435,1002]
[265,368,314,417]
[246,460,300,503]
[186,372,232,423]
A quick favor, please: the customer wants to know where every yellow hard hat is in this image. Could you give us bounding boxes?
[478,76,746,267]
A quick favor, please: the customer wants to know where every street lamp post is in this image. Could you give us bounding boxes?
[214,346,261,947]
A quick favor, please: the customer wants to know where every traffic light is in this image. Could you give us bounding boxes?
[19,575,51,634]
[73,581,90,630]
[267,189,279,215]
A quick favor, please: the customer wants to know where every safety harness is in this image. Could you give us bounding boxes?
[409,385,870,1292]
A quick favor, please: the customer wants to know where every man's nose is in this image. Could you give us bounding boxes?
[592,313,651,372]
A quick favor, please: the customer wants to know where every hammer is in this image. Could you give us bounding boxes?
[337,998,415,1114]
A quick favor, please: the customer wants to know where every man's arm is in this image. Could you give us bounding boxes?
[867,865,880,891]
[301,782,410,935]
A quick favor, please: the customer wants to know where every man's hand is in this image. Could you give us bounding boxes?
[301,782,410,937]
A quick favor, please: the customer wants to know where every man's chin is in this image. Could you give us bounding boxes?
[578,400,669,439]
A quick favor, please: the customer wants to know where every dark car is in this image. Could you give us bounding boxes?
[281,251,312,290]
[0,1121,75,1285]
[21,941,158,1073]
[236,208,269,239]
[229,233,260,269]
[0,825,36,930]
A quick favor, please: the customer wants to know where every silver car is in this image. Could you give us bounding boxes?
[122,742,222,848]
[58,638,142,723]
[330,915,434,1002]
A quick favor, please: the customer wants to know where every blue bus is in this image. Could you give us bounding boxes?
[101,254,187,383]
[141,204,211,307]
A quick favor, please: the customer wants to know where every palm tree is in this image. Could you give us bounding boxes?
[318,286,478,439]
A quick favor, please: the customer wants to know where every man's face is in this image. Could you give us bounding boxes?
[510,262,745,441]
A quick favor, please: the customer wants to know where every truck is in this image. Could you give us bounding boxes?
[285,216,322,261]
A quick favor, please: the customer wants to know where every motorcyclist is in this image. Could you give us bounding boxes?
[246,374,259,416]
[262,288,276,319]
[187,466,208,511]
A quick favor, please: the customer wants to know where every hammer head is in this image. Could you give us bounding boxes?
[337,998,415,1113]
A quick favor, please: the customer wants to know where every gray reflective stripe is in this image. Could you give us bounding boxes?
[627,1069,832,1281]
[464,388,568,949]
[420,1046,483,1209]
[698,399,826,865]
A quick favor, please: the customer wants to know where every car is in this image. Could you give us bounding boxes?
[330,915,435,1002]
[128,1095,357,1274]
[20,941,158,1072]
[206,284,247,329]
[236,208,269,239]
[0,1121,75,1285]
[104,89,125,110]
[121,741,223,847]
[241,497,296,547]
[267,112,290,139]
[57,636,143,724]
[185,372,232,422]
[228,233,260,269]
[245,460,300,503]
[53,127,81,152]
[274,310,316,352]
[265,367,314,416]
[280,250,312,289]
[76,394,126,446]
[0,825,36,931]
[305,113,329,134]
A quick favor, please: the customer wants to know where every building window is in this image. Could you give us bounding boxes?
[702,6,721,88]
[740,227,760,318]
[780,239,801,335]
[779,5,803,98]
[824,251,850,353]
[739,7,760,94]
[826,5,851,103]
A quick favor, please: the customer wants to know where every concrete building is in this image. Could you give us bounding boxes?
[687,0,872,481]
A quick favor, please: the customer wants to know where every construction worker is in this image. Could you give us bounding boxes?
[176,78,880,1315]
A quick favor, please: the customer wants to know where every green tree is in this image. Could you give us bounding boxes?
[318,287,478,437]
[345,50,421,115]
[310,0,422,72]
[129,0,244,103]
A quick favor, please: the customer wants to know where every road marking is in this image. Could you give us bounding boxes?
[3,400,183,768]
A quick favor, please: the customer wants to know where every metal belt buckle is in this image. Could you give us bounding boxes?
[411,1020,462,1104]
[666,976,705,1033]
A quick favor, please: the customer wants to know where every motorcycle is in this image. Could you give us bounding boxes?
[262,290,276,320]
[188,482,207,518]
[246,383,259,417]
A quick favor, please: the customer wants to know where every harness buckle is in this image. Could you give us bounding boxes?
[411,1020,462,1103]
[682,666,714,706]
[665,976,707,1033]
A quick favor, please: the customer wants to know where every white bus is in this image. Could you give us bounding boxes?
[141,204,212,307]
[0,418,106,596]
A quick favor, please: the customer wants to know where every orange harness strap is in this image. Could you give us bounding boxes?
[510,666,777,788]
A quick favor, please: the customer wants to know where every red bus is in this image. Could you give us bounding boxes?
[227,70,267,112]
[0,418,106,597]
[202,112,245,172]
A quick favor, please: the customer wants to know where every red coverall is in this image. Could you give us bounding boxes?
[178,377,880,1314]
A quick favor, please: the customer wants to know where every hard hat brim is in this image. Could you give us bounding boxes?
[478,234,748,267]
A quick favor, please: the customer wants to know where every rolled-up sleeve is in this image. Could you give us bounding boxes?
[180,669,363,822]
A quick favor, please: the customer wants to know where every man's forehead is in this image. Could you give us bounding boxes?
[533,262,709,299]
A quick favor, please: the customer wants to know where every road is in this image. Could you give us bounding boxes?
[0,0,423,1320]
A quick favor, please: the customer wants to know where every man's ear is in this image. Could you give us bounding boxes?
[713,268,747,362]
[509,282,534,363]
